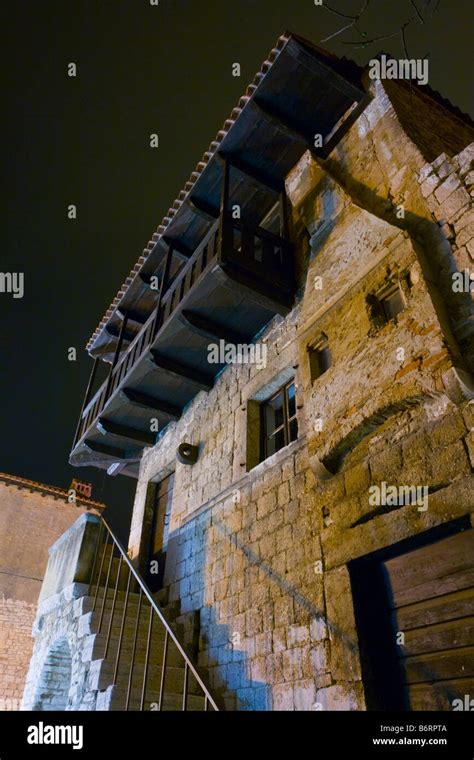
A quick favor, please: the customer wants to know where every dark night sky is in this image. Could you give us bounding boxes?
[1,0,472,515]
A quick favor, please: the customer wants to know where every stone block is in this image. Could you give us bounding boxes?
[434,174,461,204]
[272,682,294,711]
[465,431,474,468]
[344,461,371,496]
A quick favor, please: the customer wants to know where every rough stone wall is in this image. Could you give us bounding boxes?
[22,583,99,711]
[0,481,98,708]
[0,599,36,709]
[126,79,474,711]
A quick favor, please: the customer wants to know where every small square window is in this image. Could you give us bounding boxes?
[380,285,405,321]
[308,338,332,382]
[260,380,298,462]
[367,282,406,329]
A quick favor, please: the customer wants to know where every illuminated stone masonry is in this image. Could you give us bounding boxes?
[125,79,474,710]
[25,43,474,711]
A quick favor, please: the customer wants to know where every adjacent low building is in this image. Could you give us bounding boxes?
[0,473,103,709]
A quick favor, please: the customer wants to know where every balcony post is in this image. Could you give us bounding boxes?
[152,243,174,337]
[218,156,231,261]
[279,190,290,241]
[72,356,99,447]
[104,313,129,403]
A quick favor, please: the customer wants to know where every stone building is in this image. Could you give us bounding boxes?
[23,33,473,711]
[0,473,103,709]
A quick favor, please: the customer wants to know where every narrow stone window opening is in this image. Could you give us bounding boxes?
[380,283,406,322]
[308,334,332,382]
[367,281,406,330]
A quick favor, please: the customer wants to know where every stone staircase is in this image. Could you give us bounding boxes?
[76,544,215,711]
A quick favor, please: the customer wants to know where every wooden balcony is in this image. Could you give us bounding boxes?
[70,215,294,476]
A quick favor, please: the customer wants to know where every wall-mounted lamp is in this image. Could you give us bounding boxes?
[176,442,199,465]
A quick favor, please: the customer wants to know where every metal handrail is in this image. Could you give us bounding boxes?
[91,516,219,711]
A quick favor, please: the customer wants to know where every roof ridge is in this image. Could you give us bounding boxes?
[0,471,106,508]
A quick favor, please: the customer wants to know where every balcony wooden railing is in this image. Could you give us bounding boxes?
[222,212,293,290]
[73,215,293,450]
[74,222,220,446]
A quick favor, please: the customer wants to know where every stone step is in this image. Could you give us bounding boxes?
[79,608,164,639]
[96,684,207,712]
[89,658,203,695]
[87,632,185,667]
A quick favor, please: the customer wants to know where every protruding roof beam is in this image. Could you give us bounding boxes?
[148,351,214,390]
[217,152,283,194]
[250,97,312,145]
[120,388,182,420]
[189,195,220,221]
[162,235,193,261]
[105,324,135,344]
[84,438,132,460]
[97,418,156,446]
[139,271,160,289]
[179,309,251,345]
[116,308,148,325]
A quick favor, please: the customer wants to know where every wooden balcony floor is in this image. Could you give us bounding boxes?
[70,254,292,476]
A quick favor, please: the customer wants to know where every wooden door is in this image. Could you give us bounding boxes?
[147,473,175,592]
[351,525,474,710]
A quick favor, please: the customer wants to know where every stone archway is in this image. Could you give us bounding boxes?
[32,637,72,711]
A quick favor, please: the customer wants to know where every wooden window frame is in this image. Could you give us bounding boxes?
[260,379,298,462]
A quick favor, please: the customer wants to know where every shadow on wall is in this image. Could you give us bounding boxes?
[165,510,269,711]
[165,496,469,711]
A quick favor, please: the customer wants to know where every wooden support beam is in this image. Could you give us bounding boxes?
[105,324,135,344]
[214,264,293,315]
[189,195,219,221]
[148,351,214,390]
[83,438,132,460]
[97,417,156,447]
[162,235,193,261]
[139,271,158,288]
[120,388,182,419]
[317,91,373,159]
[217,152,283,194]
[178,309,250,345]
[116,308,148,325]
[250,98,311,145]
[286,38,365,102]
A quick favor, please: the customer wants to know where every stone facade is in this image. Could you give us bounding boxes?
[21,74,474,712]
[125,77,474,710]
[0,475,103,709]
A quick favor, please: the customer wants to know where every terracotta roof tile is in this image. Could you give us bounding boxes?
[0,472,106,510]
[85,32,291,353]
